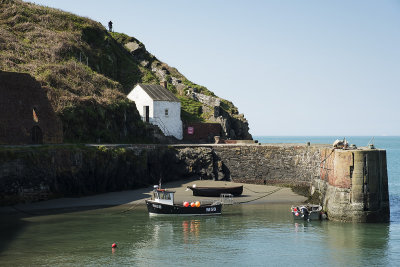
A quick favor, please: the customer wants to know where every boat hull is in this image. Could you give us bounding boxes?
[291,205,322,221]
[292,212,321,221]
[146,200,222,215]
[188,186,243,197]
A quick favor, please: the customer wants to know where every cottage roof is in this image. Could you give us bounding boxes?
[137,84,180,102]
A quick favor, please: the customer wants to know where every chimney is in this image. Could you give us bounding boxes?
[160,81,167,89]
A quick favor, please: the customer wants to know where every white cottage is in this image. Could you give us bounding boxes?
[127,83,183,140]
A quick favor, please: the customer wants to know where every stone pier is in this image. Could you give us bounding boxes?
[314,148,389,222]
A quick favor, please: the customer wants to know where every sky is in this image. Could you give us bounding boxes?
[29,0,400,136]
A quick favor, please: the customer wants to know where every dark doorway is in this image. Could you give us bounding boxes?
[144,106,150,122]
[31,126,43,144]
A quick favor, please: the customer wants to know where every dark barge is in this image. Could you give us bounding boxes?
[187,185,243,197]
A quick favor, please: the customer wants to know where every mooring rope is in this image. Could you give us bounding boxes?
[113,200,144,215]
[319,148,335,182]
[11,205,37,216]
[320,149,335,164]
[235,187,283,204]
[243,186,271,194]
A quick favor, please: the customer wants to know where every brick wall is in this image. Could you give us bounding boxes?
[183,122,222,143]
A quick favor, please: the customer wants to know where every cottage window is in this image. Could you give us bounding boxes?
[165,109,169,116]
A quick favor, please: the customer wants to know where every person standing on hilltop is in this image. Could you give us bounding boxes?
[108,21,113,32]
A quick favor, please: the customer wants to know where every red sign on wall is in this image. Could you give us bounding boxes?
[187,127,194,135]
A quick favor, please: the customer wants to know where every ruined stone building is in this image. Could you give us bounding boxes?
[0,71,63,144]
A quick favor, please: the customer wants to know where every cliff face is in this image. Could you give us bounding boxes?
[0,0,252,142]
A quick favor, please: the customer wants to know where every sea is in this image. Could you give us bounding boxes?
[0,136,399,267]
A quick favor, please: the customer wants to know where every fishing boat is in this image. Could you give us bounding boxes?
[146,185,222,216]
[291,204,324,221]
[187,185,243,197]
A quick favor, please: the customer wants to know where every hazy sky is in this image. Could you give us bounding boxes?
[29,0,400,136]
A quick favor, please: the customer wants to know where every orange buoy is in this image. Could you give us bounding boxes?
[190,202,196,207]
[183,201,189,207]
[195,201,200,207]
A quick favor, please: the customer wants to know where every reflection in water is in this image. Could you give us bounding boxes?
[322,222,389,266]
[0,204,394,266]
[0,214,29,255]
[291,220,390,266]
[137,205,391,266]
[294,222,302,232]
[182,220,201,243]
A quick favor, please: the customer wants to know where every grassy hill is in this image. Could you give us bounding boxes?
[0,0,251,142]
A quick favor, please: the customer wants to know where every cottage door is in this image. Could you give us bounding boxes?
[31,126,43,144]
[144,106,149,122]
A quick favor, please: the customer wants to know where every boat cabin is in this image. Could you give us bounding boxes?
[152,188,175,206]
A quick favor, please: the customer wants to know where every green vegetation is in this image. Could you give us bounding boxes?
[110,32,143,48]
[140,67,158,83]
[182,79,215,97]
[96,145,127,158]
[178,96,204,122]
[308,190,322,204]
[167,82,177,94]
[288,183,311,198]
[220,99,239,115]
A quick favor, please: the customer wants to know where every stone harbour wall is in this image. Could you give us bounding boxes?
[0,145,215,205]
[0,143,390,222]
[209,145,322,185]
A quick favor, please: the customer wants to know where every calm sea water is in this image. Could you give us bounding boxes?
[0,136,399,267]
